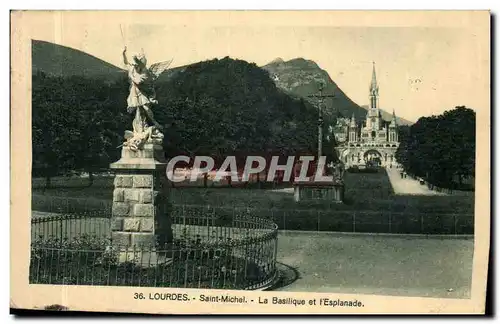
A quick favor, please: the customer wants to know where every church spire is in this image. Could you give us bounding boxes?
[370,61,378,93]
[369,61,379,109]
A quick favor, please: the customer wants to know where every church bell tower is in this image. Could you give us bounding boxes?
[367,62,381,131]
[369,62,379,110]
[349,113,357,142]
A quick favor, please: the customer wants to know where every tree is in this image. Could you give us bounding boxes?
[32,72,77,188]
[395,106,475,189]
[395,125,411,170]
[32,72,129,187]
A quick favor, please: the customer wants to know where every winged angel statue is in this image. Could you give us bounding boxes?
[122,47,173,151]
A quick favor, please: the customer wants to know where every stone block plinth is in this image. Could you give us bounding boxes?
[109,143,173,266]
[293,181,345,203]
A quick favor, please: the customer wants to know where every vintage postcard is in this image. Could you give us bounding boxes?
[10,10,490,315]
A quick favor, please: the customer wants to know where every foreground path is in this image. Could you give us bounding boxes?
[275,231,472,298]
[386,167,447,196]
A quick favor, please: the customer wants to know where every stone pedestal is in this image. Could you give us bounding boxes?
[293,181,345,203]
[109,143,173,266]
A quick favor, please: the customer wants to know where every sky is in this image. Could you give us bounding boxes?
[19,11,490,122]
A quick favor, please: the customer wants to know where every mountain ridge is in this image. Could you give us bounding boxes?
[32,39,125,80]
[31,40,413,126]
[262,57,413,126]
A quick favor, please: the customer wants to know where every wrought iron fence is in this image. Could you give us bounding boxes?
[30,207,279,290]
[258,208,474,235]
[31,211,111,243]
[169,205,473,235]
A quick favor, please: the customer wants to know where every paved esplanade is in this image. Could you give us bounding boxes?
[386,167,447,196]
[275,231,472,298]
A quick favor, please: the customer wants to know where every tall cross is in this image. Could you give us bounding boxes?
[307,83,336,160]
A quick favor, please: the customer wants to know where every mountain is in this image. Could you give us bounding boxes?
[31,40,125,80]
[262,58,413,126]
[31,39,412,128]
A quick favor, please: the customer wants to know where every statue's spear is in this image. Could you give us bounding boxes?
[116,23,128,149]
[119,24,126,47]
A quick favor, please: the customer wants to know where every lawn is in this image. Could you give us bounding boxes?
[31,170,475,234]
[32,171,475,214]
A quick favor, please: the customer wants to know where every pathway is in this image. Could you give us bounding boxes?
[386,167,447,196]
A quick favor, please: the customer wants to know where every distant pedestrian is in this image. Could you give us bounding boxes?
[292,161,302,183]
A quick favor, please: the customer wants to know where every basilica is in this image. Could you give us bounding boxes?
[330,63,400,168]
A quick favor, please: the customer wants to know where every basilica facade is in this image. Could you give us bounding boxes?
[330,64,400,168]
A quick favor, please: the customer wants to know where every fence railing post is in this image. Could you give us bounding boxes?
[282,210,286,232]
[353,211,356,233]
[59,216,63,247]
[453,213,457,236]
[388,211,392,233]
[317,210,320,232]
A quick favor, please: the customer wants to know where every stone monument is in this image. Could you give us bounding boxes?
[293,83,345,203]
[109,47,174,265]
[293,160,345,203]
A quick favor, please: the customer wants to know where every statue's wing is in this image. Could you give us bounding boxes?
[149,59,174,79]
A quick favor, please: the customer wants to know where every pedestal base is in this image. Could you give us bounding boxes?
[110,143,167,170]
[293,181,345,203]
[109,143,173,267]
